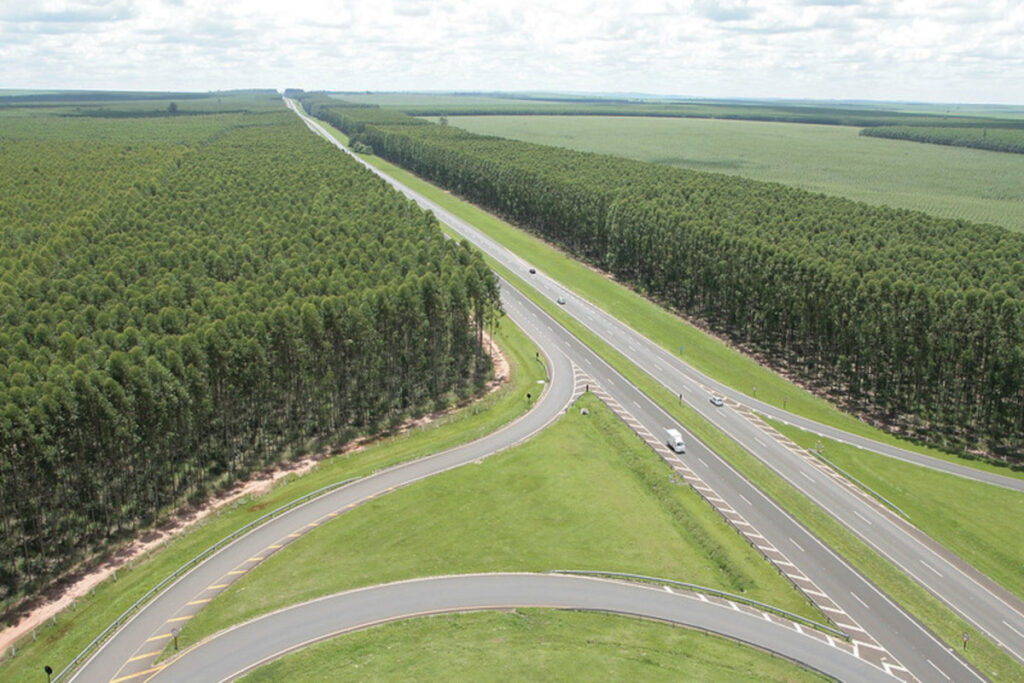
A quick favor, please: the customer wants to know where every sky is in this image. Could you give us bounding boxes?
[1,0,1022,104]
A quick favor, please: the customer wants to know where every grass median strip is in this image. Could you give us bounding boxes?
[768,418,1024,602]
[0,321,542,681]
[327,129,1024,676]
[171,392,823,655]
[240,610,827,682]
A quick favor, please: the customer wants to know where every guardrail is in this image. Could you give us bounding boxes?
[550,569,849,640]
[53,476,358,682]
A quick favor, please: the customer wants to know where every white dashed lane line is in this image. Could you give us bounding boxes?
[853,510,873,526]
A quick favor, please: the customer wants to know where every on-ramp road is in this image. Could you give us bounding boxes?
[153,573,893,683]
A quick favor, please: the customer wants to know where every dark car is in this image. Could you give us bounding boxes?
[529,267,537,274]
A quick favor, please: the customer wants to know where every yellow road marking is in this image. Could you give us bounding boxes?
[228,569,246,575]
[187,598,212,605]
[126,650,161,662]
[268,544,282,549]
[208,584,229,590]
[345,503,355,509]
[167,615,192,623]
[307,522,318,528]
[145,633,171,642]
[288,532,301,537]
[110,664,167,682]
[248,556,264,562]
[327,512,338,517]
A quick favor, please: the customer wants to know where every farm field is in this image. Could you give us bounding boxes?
[440,115,1024,232]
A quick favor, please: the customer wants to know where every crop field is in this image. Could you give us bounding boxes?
[441,114,1024,232]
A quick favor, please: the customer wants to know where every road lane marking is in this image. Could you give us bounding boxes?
[228,569,246,575]
[928,659,952,680]
[208,583,229,590]
[110,665,168,683]
[697,457,708,468]
[853,510,873,526]
[126,650,162,662]
[920,560,943,577]
[187,598,212,605]
[1003,619,1024,640]
[850,592,869,609]
[789,538,804,553]
[739,494,752,506]
[799,470,815,482]
[145,633,172,642]
[167,615,192,623]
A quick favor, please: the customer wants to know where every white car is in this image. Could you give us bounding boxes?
[710,395,724,407]
[556,296,566,305]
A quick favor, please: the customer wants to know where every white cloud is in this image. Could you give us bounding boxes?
[0,0,1019,103]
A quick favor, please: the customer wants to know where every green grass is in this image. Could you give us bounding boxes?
[0,321,543,681]
[174,391,822,654]
[697,421,1024,681]
[769,419,1024,601]
[320,126,1023,676]
[440,115,1024,232]
[240,609,826,682]
[332,123,1022,482]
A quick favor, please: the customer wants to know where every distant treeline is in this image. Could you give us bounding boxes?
[861,125,1024,155]
[302,94,1024,460]
[59,109,249,119]
[0,88,277,105]
[305,91,1012,128]
[0,107,498,607]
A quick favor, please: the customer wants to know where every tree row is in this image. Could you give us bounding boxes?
[302,95,1024,460]
[0,105,499,607]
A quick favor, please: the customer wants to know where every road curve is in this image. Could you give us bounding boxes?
[284,99,1024,671]
[70,295,575,681]
[152,573,892,683]
[282,100,1009,679]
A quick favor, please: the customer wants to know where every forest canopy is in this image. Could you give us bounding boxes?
[0,101,499,607]
[300,94,1024,460]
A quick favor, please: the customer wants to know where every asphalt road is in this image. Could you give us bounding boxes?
[282,100,1024,679]
[70,285,575,682]
[65,100,1016,683]
[152,574,894,683]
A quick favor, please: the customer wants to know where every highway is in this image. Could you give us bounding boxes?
[285,99,1024,678]
[70,285,576,682]
[151,573,893,683]
[64,100,1016,682]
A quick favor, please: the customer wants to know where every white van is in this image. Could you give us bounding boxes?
[665,428,686,454]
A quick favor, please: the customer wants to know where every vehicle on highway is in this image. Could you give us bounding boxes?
[529,267,537,274]
[556,296,566,305]
[710,395,724,407]
[665,428,686,454]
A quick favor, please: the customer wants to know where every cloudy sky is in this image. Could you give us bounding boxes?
[2,0,1022,104]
